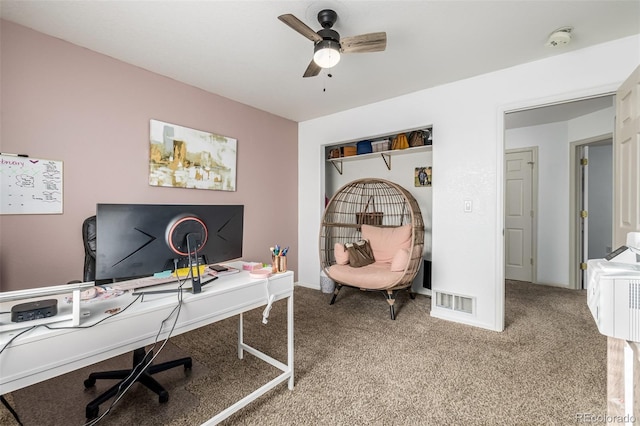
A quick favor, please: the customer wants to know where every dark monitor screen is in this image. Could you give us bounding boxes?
[95,204,244,280]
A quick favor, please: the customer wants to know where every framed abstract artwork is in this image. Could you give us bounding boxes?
[149,119,237,191]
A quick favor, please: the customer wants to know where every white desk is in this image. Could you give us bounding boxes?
[0,267,294,425]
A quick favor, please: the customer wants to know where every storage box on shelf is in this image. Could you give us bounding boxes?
[342,146,357,157]
[371,140,390,152]
[325,126,432,174]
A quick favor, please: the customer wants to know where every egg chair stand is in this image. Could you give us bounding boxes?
[329,285,417,320]
[320,178,425,319]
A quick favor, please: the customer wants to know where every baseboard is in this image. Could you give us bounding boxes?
[295,281,321,291]
[431,307,501,332]
[411,287,432,297]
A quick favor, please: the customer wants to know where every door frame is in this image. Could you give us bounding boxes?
[496,84,619,330]
[504,147,538,284]
[569,134,613,289]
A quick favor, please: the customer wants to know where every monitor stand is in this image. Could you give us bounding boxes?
[186,233,202,294]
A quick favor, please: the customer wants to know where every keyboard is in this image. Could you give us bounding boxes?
[109,274,218,292]
[109,275,182,291]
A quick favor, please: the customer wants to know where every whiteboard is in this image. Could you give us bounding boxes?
[0,155,63,215]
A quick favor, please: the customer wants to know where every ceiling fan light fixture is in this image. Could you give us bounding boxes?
[279,9,386,77]
[313,40,341,68]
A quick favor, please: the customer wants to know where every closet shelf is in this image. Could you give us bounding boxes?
[327,145,432,174]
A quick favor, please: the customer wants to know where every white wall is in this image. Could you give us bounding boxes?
[569,106,615,142]
[298,35,640,331]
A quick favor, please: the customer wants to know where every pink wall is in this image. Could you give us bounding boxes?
[0,20,298,291]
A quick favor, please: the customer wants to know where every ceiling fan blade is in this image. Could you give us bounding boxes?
[303,60,322,78]
[278,14,322,43]
[340,32,387,53]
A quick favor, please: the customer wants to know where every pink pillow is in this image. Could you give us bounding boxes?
[361,224,412,263]
[390,248,410,271]
[334,242,349,265]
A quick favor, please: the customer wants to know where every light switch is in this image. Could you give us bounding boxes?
[464,200,472,213]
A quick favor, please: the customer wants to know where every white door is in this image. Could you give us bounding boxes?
[608,64,640,420]
[614,65,640,247]
[505,149,534,282]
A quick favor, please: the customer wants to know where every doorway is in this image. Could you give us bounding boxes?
[570,137,613,289]
[504,94,615,288]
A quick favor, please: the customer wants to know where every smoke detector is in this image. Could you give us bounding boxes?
[546,26,573,47]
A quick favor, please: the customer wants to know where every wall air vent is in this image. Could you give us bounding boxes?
[630,281,640,310]
[435,292,475,315]
[436,292,453,309]
[630,280,640,341]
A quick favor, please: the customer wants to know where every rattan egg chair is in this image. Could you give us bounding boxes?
[320,178,425,319]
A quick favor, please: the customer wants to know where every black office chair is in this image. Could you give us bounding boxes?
[80,216,193,419]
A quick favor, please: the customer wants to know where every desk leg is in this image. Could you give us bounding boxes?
[238,312,244,360]
[288,293,294,390]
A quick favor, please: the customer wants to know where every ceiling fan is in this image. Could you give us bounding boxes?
[278,9,387,78]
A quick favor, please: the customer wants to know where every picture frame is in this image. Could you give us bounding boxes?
[149,119,237,191]
[415,166,432,187]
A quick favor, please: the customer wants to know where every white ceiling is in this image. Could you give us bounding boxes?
[1,1,639,122]
[504,94,615,129]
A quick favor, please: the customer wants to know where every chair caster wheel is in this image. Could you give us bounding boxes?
[84,378,96,388]
[185,360,192,370]
[159,391,169,404]
[86,406,99,419]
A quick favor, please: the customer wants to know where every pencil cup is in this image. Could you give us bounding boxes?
[272,255,287,273]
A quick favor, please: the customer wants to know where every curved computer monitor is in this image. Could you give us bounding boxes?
[95,204,243,281]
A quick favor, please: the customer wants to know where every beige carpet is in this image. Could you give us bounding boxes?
[0,281,606,425]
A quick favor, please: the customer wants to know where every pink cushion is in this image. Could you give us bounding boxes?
[328,262,403,290]
[334,243,349,265]
[390,248,410,272]
[361,224,412,263]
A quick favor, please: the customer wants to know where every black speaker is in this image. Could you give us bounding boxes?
[422,260,432,289]
[11,299,57,322]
